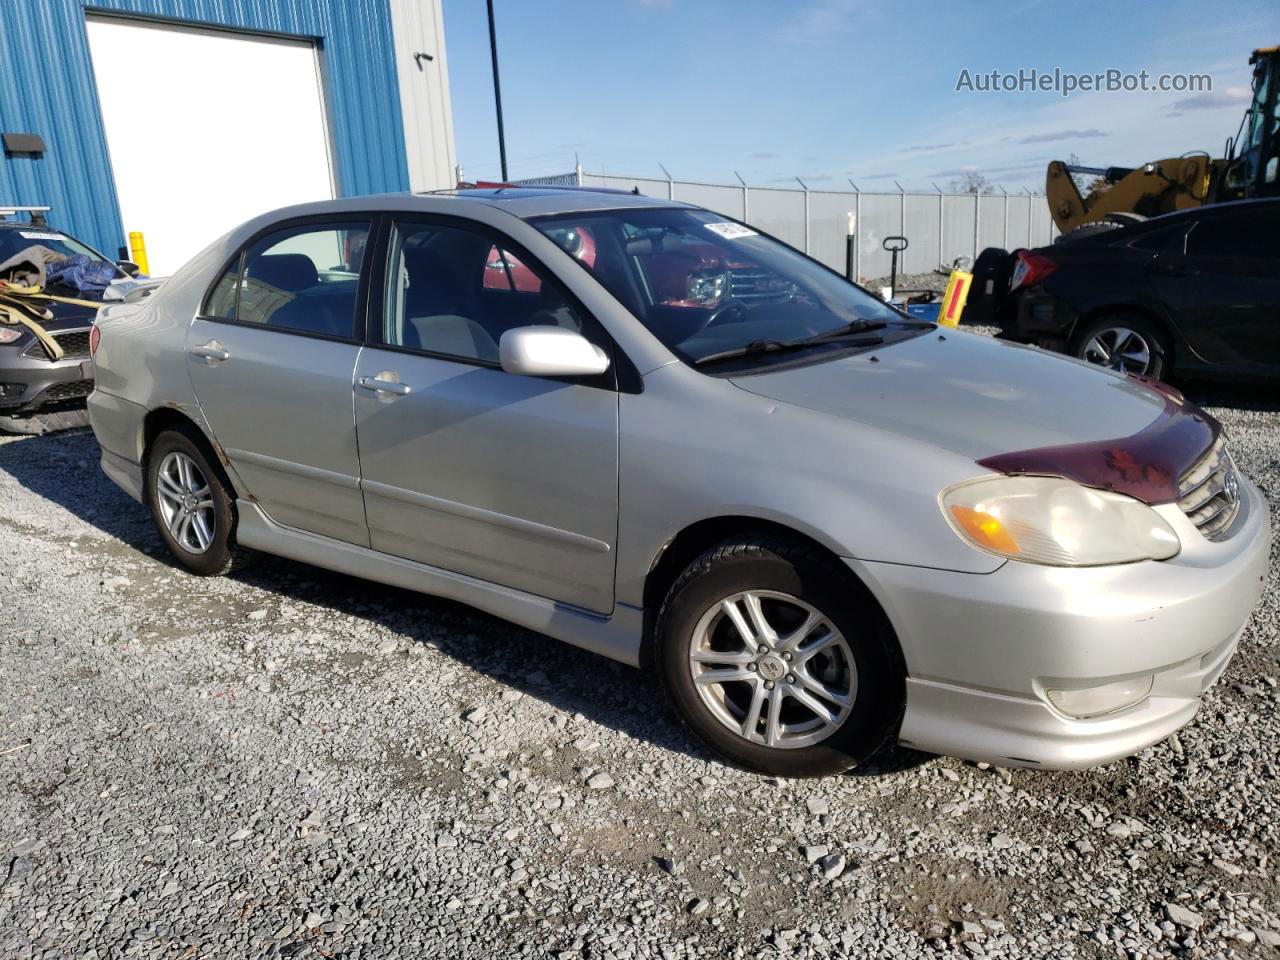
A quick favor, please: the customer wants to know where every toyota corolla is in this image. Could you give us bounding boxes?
[87,188,1269,776]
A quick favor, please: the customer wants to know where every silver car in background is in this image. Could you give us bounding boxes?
[88,189,1269,776]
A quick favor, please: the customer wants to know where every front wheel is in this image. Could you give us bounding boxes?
[146,429,241,576]
[655,536,904,777]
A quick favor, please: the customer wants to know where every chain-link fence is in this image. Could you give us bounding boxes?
[518,170,1058,281]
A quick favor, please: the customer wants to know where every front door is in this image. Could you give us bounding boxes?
[1152,207,1280,373]
[187,218,372,545]
[353,218,620,613]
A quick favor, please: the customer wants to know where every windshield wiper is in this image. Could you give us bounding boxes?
[797,319,889,343]
[693,327,885,368]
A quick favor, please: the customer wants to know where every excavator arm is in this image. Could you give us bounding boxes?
[1045,45,1279,235]
[1045,156,1214,234]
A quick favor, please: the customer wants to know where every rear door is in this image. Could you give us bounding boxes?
[187,217,372,545]
[1150,207,1280,373]
[352,216,620,613]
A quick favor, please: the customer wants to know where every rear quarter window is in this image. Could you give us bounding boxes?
[1127,224,1187,254]
[203,257,242,319]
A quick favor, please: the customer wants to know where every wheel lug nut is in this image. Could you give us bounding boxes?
[786,674,795,684]
[748,662,757,671]
[782,652,792,661]
[765,680,774,690]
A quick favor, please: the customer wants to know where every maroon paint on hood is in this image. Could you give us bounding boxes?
[977,377,1219,505]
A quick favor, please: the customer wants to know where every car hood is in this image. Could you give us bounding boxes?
[729,329,1169,463]
[36,299,99,332]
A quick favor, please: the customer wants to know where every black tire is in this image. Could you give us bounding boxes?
[1055,214,1146,245]
[655,535,905,777]
[1071,313,1172,380]
[145,427,244,576]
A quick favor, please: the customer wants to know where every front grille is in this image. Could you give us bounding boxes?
[40,379,93,402]
[729,267,795,304]
[1177,437,1241,541]
[23,329,92,360]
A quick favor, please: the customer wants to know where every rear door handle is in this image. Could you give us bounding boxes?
[191,341,230,362]
[358,374,411,396]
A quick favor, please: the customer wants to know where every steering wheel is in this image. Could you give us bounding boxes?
[704,300,748,328]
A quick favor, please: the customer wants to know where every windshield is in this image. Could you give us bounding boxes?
[0,224,124,295]
[530,207,914,366]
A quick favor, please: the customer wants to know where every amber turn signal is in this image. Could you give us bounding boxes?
[949,505,1020,555]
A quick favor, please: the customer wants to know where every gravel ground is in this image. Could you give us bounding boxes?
[2,360,1278,959]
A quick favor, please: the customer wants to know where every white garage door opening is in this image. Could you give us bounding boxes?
[87,17,335,276]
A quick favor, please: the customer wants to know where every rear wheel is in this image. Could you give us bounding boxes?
[1072,313,1170,380]
[146,429,241,576]
[655,536,904,777]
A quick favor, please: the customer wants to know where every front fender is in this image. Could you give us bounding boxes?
[614,365,1002,607]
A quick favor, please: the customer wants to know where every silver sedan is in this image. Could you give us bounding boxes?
[87,189,1269,776]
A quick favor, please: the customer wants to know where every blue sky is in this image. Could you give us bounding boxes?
[441,0,1279,193]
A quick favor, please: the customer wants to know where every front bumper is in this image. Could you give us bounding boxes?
[0,336,94,414]
[854,478,1270,769]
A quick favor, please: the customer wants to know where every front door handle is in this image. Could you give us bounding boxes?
[358,374,411,396]
[191,341,230,362]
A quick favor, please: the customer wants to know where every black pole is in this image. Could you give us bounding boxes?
[486,0,509,182]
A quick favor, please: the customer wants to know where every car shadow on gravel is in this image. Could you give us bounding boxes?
[0,427,160,548]
[230,554,932,775]
[231,554,733,765]
[1,427,933,775]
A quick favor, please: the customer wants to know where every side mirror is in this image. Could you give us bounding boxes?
[116,259,141,278]
[499,326,610,378]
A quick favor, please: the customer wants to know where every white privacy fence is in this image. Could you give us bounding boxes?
[519,170,1059,281]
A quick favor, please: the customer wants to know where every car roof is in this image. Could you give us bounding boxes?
[233,189,694,229]
[1134,196,1280,228]
[1044,196,1280,250]
[420,187,693,218]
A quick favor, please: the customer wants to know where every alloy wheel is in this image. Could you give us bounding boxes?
[1080,326,1152,375]
[688,590,856,749]
[155,451,216,554]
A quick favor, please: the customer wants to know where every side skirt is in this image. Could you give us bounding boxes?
[234,500,644,667]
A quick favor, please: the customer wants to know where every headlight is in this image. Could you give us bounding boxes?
[940,475,1180,566]
[0,327,25,345]
[687,269,728,305]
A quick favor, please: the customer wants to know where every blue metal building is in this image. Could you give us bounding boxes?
[0,0,455,265]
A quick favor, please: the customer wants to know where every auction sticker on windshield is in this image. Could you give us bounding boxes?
[703,222,757,240]
[19,231,66,241]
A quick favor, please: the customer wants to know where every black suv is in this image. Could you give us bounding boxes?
[997,198,1280,382]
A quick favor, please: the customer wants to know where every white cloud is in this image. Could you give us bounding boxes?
[1169,85,1252,111]
[779,0,874,44]
[1018,128,1108,144]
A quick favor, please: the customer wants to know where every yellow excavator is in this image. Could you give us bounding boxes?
[1046,45,1280,235]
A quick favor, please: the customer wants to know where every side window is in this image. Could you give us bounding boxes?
[483,246,542,293]
[1186,212,1280,260]
[384,221,584,364]
[210,221,369,338]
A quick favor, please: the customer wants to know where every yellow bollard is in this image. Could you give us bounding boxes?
[127,231,150,276]
[938,266,972,328]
